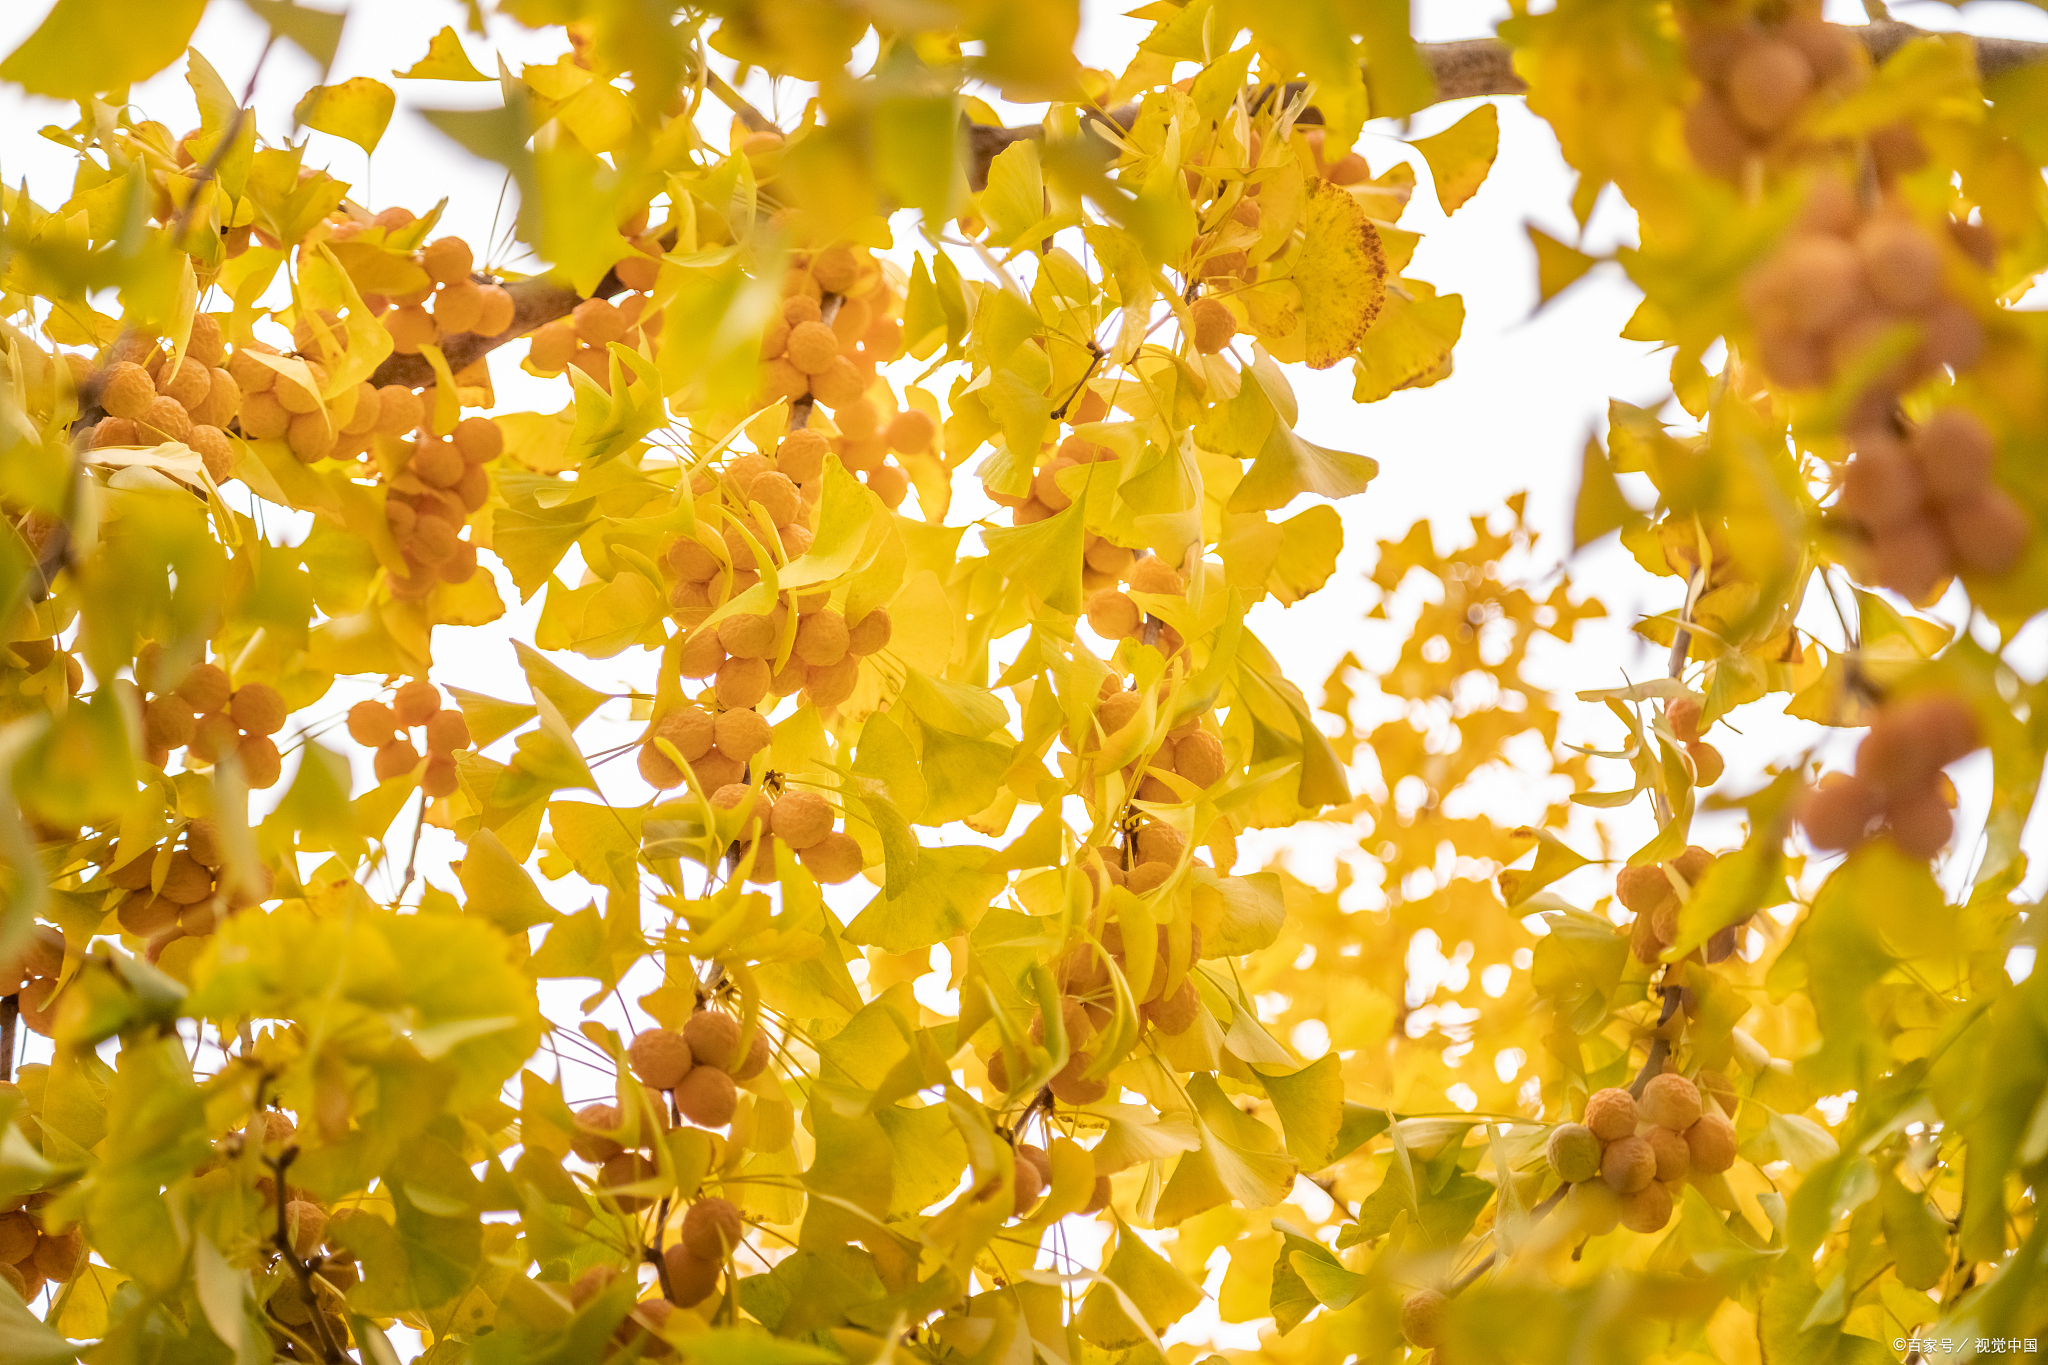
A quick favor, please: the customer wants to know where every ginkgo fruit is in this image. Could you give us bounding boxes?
[629,1029,694,1090]
[1684,1112,1739,1174]
[285,1201,327,1260]
[1601,1135,1656,1194]
[681,1197,743,1258]
[732,1029,772,1082]
[1143,977,1200,1034]
[1583,1087,1637,1142]
[683,1011,741,1070]
[769,790,833,849]
[1049,1055,1108,1106]
[1619,1179,1675,1234]
[598,1153,659,1211]
[571,1104,626,1162]
[1189,297,1235,354]
[1639,1073,1703,1131]
[1400,1288,1446,1348]
[675,1066,738,1128]
[1011,1156,1045,1216]
[1646,1126,1691,1183]
[1545,1122,1602,1184]
[800,831,863,882]
[664,1244,721,1307]
[1085,589,1141,640]
[1565,1179,1623,1237]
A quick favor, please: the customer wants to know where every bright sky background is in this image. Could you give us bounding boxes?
[4,0,2047,1353]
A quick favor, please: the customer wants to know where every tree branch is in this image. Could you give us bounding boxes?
[1629,986,1685,1099]
[363,22,2047,394]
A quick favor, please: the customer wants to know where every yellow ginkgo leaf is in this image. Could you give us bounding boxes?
[1295,179,1387,369]
[1413,103,1501,215]
[295,77,397,155]
[1527,222,1598,307]
[393,25,492,81]
[0,0,204,100]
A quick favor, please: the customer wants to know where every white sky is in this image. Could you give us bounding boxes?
[4,0,2047,1353]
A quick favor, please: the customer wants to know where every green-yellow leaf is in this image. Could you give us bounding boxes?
[1076,1219,1204,1347]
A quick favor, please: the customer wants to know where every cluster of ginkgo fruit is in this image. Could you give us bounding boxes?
[663,441,822,630]
[719,780,862,885]
[1663,693,1726,789]
[1677,2,1876,178]
[382,417,501,599]
[1002,1137,1113,1222]
[1396,1070,1752,1350]
[637,705,863,883]
[1084,553,1200,661]
[1738,178,2028,594]
[527,211,666,392]
[334,223,517,362]
[0,1192,84,1303]
[556,1187,749,1344]
[106,819,273,963]
[1186,198,1263,355]
[755,242,922,506]
[209,1112,363,1358]
[1800,690,1978,857]
[231,336,418,465]
[3,638,83,699]
[758,243,900,406]
[1063,678,1233,817]
[1618,842,1736,964]
[985,909,1208,1109]
[80,317,241,481]
[346,679,472,797]
[554,1010,769,1315]
[661,471,895,702]
[1841,404,2028,600]
[134,648,289,787]
[1742,179,1985,408]
[987,427,1114,528]
[1553,1075,1738,1232]
[0,925,67,1038]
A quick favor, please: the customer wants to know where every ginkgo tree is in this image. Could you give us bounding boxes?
[0,0,2044,1360]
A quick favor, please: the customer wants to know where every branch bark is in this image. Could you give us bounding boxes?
[364,21,2047,392]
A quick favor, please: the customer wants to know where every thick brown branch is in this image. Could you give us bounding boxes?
[365,22,2046,393]
[367,271,600,390]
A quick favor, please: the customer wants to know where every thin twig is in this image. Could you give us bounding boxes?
[0,996,16,1084]
[398,787,428,900]
[1450,1182,1569,1292]
[648,1192,677,1301]
[702,68,775,133]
